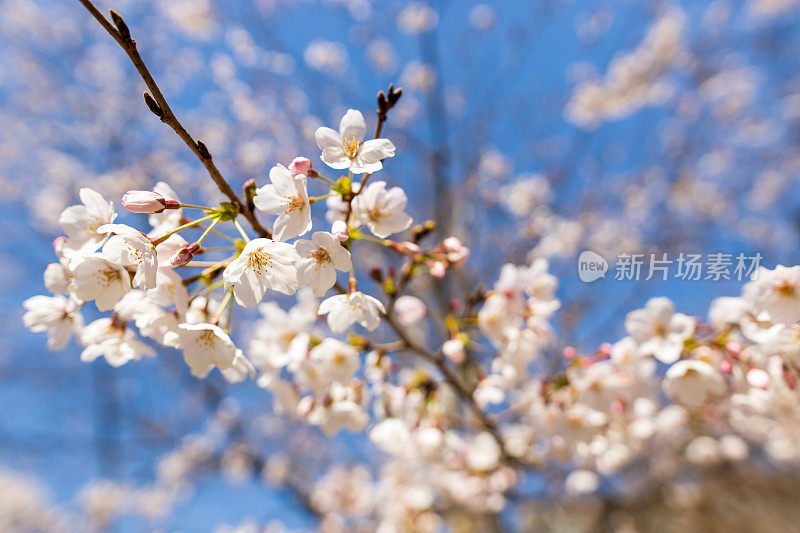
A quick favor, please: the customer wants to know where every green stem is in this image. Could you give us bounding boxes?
[312,174,337,186]
[152,214,216,245]
[195,217,221,246]
[233,219,251,242]
[212,287,234,325]
[180,203,214,210]
[309,193,335,204]
[351,232,390,246]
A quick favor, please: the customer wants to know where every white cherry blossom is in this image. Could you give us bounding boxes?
[315,109,395,174]
[98,224,158,289]
[318,291,386,332]
[22,295,82,350]
[294,231,352,297]
[662,360,725,407]
[624,297,695,364]
[69,254,131,311]
[223,238,301,307]
[80,318,155,367]
[221,350,256,383]
[147,268,189,314]
[742,265,800,325]
[351,181,413,238]
[58,187,117,251]
[309,338,360,385]
[172,323,240,378]
[253,164,312,241]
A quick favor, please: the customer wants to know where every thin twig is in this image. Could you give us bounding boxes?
[76,0,271,239]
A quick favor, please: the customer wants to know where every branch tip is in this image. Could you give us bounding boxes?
[143,92,164,118]
[109,10,131,41]
[196,140,211,160]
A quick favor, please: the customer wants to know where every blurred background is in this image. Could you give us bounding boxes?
[1,0,800,529]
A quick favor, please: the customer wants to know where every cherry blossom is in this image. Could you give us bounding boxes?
[69,255,131,311]
[58,188,116,251]
[22,295,82,350]
[172,323,242,378]
[742,265,800,325]
[662,359,725,407]
[98,224,158,290]
[315,109,395,174]
[223,238,301,307]
[294,231,352,297]
[351,181,413,238]
[80,317,156,367]
[624,297,695,363]
[309,338,360,385]
[318,291,386,332]
[253,164,312,241]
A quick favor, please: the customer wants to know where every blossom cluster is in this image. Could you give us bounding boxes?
[24,88,800,528]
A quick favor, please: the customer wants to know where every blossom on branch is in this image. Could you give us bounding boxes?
[315,109,395,174]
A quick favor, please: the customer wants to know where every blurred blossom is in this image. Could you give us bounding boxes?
[161,0,216,41]
[367,39,399,74]
[397,2,439,34]
[469,4,496,30]
[401,61,437,93]
[304,40,348,73]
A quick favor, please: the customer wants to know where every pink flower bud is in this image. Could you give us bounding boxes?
[429,260,446,278]
[442,338,465,364]
[331,220,349,241]
[725,341,742,356]
[394,295,427,326]
[747,367,770,389]
[442,236,470,266]
[563,346,577,359]
[288,157,312,175]
[122,190,169,213]
[52,236,67,252]
[170,243,201,266]
[392,241,422,257]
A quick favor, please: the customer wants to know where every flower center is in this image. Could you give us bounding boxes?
[197,330,218,348]
[774,280,795,297]
[342,134,361,158]
[311,248,331,265]
[249,250,274,275]
[96,268,121,287]
[282,195,305,214]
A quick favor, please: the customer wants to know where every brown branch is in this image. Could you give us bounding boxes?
[76,0,271,239]
[380,311,523,467]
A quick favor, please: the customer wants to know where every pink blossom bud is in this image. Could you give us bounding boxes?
[720,360,732,373]
[392,241,422,257]
[725,341,742,356]
[52,236,67,252]
[429,260,446,278]
[122,190,169,213]
[442,236,470,265]
[394,295,427,326]
[331,220,349,241]
[170,243,201,266]
[747,368,770,389]
[611,398,626,415]
[288,157,312,175]
[596,342,612,360]
[563,346,577,359]
[442,338,465,364]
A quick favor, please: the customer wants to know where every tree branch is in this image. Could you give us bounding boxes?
[75,0,271,239]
